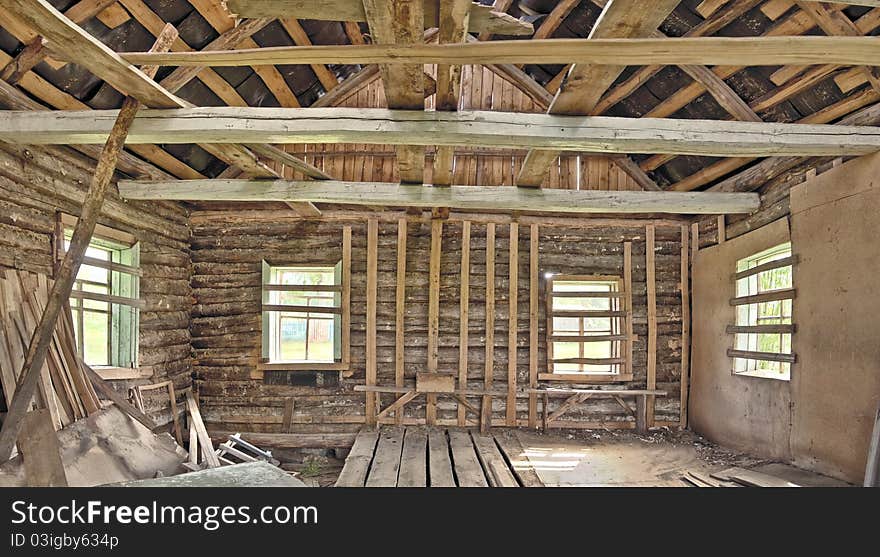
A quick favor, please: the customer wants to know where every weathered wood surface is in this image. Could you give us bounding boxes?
[8,108,880,159]
[118,180,759,215]
[223,0,533,35]
[364,427,404,487]
[18,409,68,486]
[124,36,880,67]
[397,427,427,487]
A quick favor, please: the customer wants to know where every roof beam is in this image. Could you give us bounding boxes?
[516,0,679,186]
[123,36,880,68]
[6,107,880,158]
[223,0,533,35]
[363,0,426,184]
[117,180,760,215]
[433,0,471,186]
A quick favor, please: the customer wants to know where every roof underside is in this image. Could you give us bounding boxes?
[0,0,877,213]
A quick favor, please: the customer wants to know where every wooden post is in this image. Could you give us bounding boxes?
[282,398,295,433]
[0,24,178,462]
[481,223,495,432]
[365,219,378,425]
[528,224,539,428]
[717,214,726,244]
[691,221,699,260]
[646,225,657,428]
[457,221,471,426]
[635,395,648,435]
[427,219,442,425]
[507,222,518,426]
[342,225,352,373]
[395,218,407,424]
[680,224,691,429]
[624,242,634,378]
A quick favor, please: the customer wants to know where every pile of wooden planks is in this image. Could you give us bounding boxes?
[682,467,801,487]
[0,270,99,430]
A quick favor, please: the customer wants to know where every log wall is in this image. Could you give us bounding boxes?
[191,214,685,433]
[0,143,192,426]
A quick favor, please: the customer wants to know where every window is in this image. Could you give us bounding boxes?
[262,263,344,366]
[545,275,631,380]
[61,218,141,369]
[729,243,796,380]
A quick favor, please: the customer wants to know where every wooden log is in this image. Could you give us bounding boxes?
[0,24,178,461]
[118,181,759,215]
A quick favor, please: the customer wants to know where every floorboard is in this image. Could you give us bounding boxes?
[427,428,456,487]
[334,430,379,487]
[397,428,427,487]
[493,431,545,487]
[471,431,519,487]
[448,429,489,487]
[365,427,405,487]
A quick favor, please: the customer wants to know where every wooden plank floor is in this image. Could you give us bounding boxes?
[335,427,543,487]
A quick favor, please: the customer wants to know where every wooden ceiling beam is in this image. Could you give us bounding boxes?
[223,0,533,35]
[7,107,880,159]
[515,0,680,187]
[363,0,426,184]
[122,35,880,68]
[532,0,580,40]
[117,180,760,215]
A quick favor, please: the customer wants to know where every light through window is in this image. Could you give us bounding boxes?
[731,243,795,380]
[263,265,341,364]
[547,276,628,377]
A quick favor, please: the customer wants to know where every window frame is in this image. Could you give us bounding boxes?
[728,242,796,381]
[56,213,143,379]
[260,261,350,372]
[543,274,633,383]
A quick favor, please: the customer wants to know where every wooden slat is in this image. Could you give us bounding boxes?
[470,431,518,487]
[727,349,797,363]
[728,469,801,487]
[646,224,657,428]
[397,428,427,487]
[624,241,634,377]
[506,222,518,426]
[376,391,419,420]
[448,429,489,487]
[734,255,798,280]
[395,219,407,423]
[680,225,690,429]
[730,288,795,306]
[528,224,539,428]
[118,180,760,215]
[365,427,405,487]
[342,226,352,370]
[426,219,442,425]
[335,429,379,487]
[482,223,496,432]
[365,219,378,425]
[427,429,456,487]
[185,390,220,468]
[458,221,471,427]
[727,324,797,334]
[261,304,341,314]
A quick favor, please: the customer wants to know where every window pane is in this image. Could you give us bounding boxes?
[279,317,307,361]
[552,317,581,333]
[553,342,580,360]
[78,263,109,284]
[83,299,109,312]
[307,319,334,362]
[82,311,108,366]
[552,296,609,311]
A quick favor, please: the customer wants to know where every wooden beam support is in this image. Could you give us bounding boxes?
[516,0,680,186]
[507,222,518,426]
[123,36,880,68]
[646,224,657,428]
[223,0,533,35]
[365,219,378,425]
[481,223,496,432]
[457,221,471,427]
[118,180,760,214]
[680,224,690,429]
[394,219,406,424]
[14,108,880,159]
[426,218,442,425]
[0,24,176,461]
[433,0,471,186]
[528,224,539,428]
[280,18,339,92]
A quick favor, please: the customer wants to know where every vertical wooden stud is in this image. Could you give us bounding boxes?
[427,219,442,425]
[395,219,407,424]
[457,221,471,427]
[342,225,352,373]
[624,242,634,378]
[507,222,518,426]
[528,224,539,428]
[717,214,726,244]
[680,224,691,429]
[365,219,378,425]
[646,225,657,428]
[481,223,495,432]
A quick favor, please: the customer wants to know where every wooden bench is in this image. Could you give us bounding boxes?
[527,388,667,434]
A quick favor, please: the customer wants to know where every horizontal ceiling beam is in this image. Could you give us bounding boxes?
[223,0,532,35]
[119,36,880,67]
[4,107,880,158]
[117,180,760,215]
